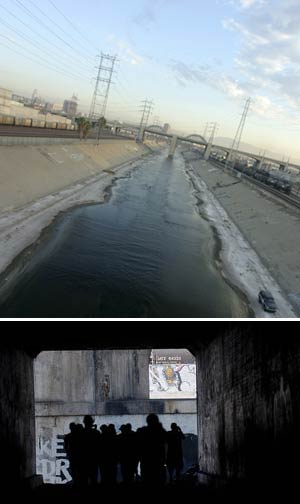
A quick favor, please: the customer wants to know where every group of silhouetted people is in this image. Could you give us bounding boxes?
[64,414,185,487]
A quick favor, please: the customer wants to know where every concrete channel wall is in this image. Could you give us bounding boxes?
[0,139,148,213]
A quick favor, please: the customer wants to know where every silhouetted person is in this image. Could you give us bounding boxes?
[64,423,83,486]
[118,423,138,484]
[166,423,185,482]
[100,424,118,485]
[82,415,101,486]
[139,414,167,486]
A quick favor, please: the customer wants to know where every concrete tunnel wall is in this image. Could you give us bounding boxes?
[0,349,36,487]
[196,331,300,485]
[1,326,300,489]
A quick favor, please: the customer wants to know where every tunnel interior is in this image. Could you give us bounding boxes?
[1,322,300,497]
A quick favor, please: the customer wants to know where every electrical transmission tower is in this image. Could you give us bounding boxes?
[89,52,118,121]
[203,122,209,140]
[207,122,219,144]
[226,98,251,168]
[31,89,38,106]
[153,115,160,126]
[138,99,154,140]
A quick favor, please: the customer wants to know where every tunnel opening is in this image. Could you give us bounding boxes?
[34,349,198,485]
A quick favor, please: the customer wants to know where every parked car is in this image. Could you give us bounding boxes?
[258,290,277,313]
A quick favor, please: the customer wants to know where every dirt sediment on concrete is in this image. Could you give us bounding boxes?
[185,154,297,318]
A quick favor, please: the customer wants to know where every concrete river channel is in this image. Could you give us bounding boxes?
[0,150,250,318]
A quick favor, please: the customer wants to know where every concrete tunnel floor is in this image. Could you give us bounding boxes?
[25,478,293,504]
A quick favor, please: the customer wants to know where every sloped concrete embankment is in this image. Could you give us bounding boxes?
[0,139,153,279]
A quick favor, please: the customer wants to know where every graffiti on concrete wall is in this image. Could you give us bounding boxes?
[36,432,72,484]
[149,349,197,399]
[149,364,197,399]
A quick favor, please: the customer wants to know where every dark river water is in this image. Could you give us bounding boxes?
[0,150,249,318]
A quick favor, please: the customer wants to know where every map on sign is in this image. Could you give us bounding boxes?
[149,349,197,399]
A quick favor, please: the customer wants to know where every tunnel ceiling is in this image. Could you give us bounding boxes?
[4,320,228,355]
[6,321,298,357]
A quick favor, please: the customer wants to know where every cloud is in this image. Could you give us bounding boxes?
[132,5,156,27]
[222,0,300,115]
[238,0,266,8]
[169,58,293,124]
[107,35,144,66]
[132,0,162,28]
[169,60,251,98]
[251,95,285,119]
[132,0,180,28]
[227,0,267,9]
[222,18,269,47]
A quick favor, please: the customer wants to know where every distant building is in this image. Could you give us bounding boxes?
[0,87,75,128]
[43,102,63,113]
[0,87,12,101]
[12,94,31,106]
[63,96,78,117]
[163,123,171,133]
[52,103,63,113]
[0,88,13,115]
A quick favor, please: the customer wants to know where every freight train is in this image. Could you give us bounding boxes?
[0,114,76,130]
[213,155,293,195]
[234,161,292,195]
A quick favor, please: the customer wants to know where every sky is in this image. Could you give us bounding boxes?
[1,0,300,159]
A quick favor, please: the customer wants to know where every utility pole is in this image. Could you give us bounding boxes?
[226,98,251,169]
[138,99,154,141]
[89,52,118,143]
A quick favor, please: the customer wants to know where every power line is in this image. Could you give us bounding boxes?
[0,33,90,82]
[112,85,137,108]
[26,0,95,61]
[0,18,92,80]
[47,0,98,52]
[0,3,94,73]
[0,38,90,84]
[12,0,94,67]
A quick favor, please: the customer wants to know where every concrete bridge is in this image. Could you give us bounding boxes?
[134,125,300,172]
[139,125,208,158]
[1,323,300,498]
[208,145,300,172]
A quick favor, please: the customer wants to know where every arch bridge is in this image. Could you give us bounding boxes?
[141,127,208,157]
